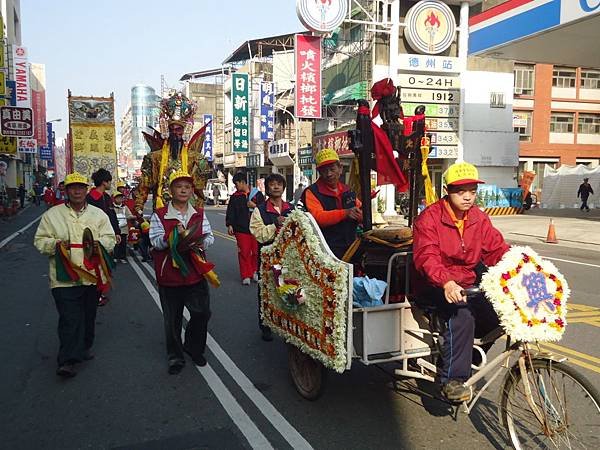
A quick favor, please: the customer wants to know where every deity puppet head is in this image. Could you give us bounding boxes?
[159,92,196,143]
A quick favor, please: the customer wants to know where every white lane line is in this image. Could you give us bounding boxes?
[0,214,43,249]
[218,212,226,216]
[127,256,274,450]
[131,255,313,450]
[543,256,600,269]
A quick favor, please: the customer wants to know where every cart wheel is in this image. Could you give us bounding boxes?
[288,344,326,400]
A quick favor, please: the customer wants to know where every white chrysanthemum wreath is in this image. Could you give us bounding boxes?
[480,246,569,342]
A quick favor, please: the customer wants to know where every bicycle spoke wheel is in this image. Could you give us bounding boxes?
[500,359,600,449]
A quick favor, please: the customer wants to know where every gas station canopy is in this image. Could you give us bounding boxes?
[469,0,600,67]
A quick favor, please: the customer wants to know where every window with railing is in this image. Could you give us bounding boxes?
[580,69,600,89]
[513,111,532,141]
[550,113,574,133]
[552,67,576,88]
[578,113,600,134]
[514,64,535,95]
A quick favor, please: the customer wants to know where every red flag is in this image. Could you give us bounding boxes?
[358,105,409,192]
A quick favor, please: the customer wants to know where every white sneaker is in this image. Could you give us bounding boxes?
[242,278,251,285]
[252,273,259,282]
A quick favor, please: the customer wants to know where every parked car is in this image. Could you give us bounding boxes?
[203,180,229,205]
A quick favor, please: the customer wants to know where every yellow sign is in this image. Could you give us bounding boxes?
[0,41,4,67]
[71,124,117,181]
[0,72,5,95]
[0,135,17,154]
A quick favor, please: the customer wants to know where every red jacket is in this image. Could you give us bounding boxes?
[412,199,509,291]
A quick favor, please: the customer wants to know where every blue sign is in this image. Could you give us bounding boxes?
[6,80,17,106]
[39,122,53,161]
[202,114,213,161]
[260,81,274,141]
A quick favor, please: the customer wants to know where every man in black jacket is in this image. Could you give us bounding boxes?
[577,177,594,212]
[86,168,120,306]
[225,172,265,285]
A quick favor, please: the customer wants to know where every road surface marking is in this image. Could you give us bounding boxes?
[569,303,598,312]
[218,212,226,216]
[0,213,43,249]
[127,256,274,449]
[213,229,237,243]
[543,256,600,269]
[129,255,313,450]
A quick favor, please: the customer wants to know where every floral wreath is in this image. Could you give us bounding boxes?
[480,246,570,342]
[260,210,351,373]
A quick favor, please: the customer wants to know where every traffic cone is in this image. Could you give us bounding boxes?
[546,218,558,244]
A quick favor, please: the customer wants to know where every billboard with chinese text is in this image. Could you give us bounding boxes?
[295,35,322,119]
[232,73,250,153]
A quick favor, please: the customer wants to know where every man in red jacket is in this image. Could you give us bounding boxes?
[413,161,509,402]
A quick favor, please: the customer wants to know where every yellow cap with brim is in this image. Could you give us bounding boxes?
[168,169,193,185]
[64,172,89,187]
[443,162,484,186]
[315,148,339,169]
[116,181,126,189]
[113,191,124,199]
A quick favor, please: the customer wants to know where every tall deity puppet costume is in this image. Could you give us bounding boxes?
[135,92,211,215]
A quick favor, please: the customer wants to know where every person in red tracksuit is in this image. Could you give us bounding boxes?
[226,172,265,285]
[413,161,509,403]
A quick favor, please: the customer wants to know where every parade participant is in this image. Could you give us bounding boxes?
[135,92,211,215]
[116,181,135,212]
[249,173,293,341]
[302,148,362,259]
[149,169,216,374]
[33,172,116,378]
[87,168,121,306]
[43,183,55,208]
[54,181,67,205]
[226,172,265,285]
[412,161,510,402]
[577,177,594,212]
[113,192,135,263]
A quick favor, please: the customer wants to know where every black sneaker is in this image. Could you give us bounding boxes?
[168,362,184,375]
[56,363,77,378]
[442,380,472,402]
[183,346,207,367]
[82,349,95,361]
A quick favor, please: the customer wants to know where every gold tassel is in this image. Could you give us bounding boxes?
[156,140,169,209]
[420,138,438,206]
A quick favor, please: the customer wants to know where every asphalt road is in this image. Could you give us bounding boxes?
[1,205,599,449]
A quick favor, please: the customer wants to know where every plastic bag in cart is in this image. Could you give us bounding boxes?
[353,276,387,308]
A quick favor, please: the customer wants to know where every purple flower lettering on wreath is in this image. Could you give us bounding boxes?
[521,272,555,313]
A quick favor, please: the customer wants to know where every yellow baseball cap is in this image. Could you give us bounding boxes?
[113,191,124,198]
[315,148,339,169]
[64,172,89,187]
[443,162,484,186]
[168,169,193,185]
[116,181,126,189]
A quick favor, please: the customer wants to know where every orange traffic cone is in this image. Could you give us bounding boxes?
[546,218,558,244]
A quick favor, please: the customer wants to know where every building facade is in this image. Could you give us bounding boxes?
[131,85,160,160]
[513,63,600,195]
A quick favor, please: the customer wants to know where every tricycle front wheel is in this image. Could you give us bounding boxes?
[288,344,326,400]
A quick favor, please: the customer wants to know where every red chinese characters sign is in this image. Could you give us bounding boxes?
[313,130,352,156]
[295,34,321,119]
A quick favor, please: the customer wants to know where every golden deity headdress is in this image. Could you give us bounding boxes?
[159,91,196,142]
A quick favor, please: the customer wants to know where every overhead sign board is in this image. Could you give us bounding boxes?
[398,54,463,73]
[295,34,322,119]
[425,117,458,131]
[0,106,34,137]
[202,114,213,161]
[404,0,456,55]
[296,0,347,32]
[232,73,250,153]
[429,145,458,159]
[17,137,37,153]
[430,131,459,145]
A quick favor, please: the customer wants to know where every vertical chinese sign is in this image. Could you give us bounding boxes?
[68,94,117,182]
[232,73,249,153]
[202,114,213,161]
[260,81,274,141]
[295,34,321,119]
[39,122,53,161]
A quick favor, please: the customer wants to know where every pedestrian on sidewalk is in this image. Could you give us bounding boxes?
[212,183,221,206]
[113,192,135,263]
[577,177,594,212]
[43,183,55,208]
[225,172,264,285]
[249,173,293,341]
[149,170,215,374]
[33,172,116,378]
[87,168,121,306]
[54,181,67,205]
[18,183,26,209]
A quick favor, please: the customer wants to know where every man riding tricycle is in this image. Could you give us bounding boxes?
[258,81,600,449]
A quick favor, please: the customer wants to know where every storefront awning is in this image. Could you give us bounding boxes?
[323,81,368,106]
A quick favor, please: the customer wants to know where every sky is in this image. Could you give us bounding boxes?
[21,0,304,141]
